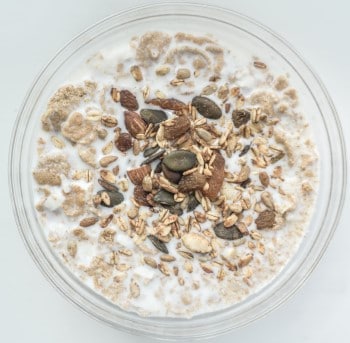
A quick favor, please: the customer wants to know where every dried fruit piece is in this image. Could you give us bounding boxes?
[202,152,225,200]
[191,96,222,119]
[181,233,212,254]
[130,65,143,82]
[162,150,197,172]
[153,189,176,206]
[120,90,139,111]
[124,111,147,138]
[255,210,276,229]
[232,109,251,128]
[140,109,167,124]
[213,222,244,240]
[163,115,191,140]
[162,164,182,184]
[115,132,132,152]
[148,235,169,254]
[178,172,207,193]
[98,190,124,207]
[127,165,151,185]
[146,98,187,111]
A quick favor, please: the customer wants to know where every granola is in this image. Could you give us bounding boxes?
[33,31,318,318]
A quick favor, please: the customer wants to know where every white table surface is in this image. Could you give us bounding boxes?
[1,0,349,342]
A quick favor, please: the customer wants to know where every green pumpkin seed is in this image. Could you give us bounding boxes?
[232,109,251,128]
[148,235,169,254]
[141,149,165,165]
[143,145,160,157]
[163,150,196,172]
[153,189,176,206]
[214,222,243,240]
[98,190,124,208]
[191,96,222,119]
[140,109,168,124]
[187,194,200,212]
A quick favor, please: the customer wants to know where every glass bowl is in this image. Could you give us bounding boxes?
[9,2,346,340]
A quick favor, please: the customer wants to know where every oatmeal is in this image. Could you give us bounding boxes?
[33,31,318,317]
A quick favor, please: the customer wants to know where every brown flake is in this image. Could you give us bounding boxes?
[255,210,276,229]
[62,185,85,217]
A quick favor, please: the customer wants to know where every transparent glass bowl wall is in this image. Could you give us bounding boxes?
[9,3,346,340]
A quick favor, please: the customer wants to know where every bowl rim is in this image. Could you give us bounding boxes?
[9,2,347,340]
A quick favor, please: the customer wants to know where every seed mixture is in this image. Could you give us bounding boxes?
[33,31,318,317]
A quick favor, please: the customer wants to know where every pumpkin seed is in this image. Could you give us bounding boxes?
[141,149,165,165]
[187,193,200,212]
[143,145,160,157]
[163,150,197,172]
[148,235,169,254]
[232,109,251,128]
[163,203,183,216]
[98,190,124,207]
[140,109,167,124]
[153,189,176,206]
[191,96,222,119]
[162,163,182,184]
[214,222,244,240]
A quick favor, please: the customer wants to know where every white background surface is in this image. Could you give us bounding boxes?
[1,0,349,342]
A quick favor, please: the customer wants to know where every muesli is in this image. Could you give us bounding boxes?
[33,31,318,317]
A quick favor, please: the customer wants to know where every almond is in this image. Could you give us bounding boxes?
[146,97,187,111]
[178,172,207,193]
[115,132,132,152]
[120,90,139,111]
[134,185,151,206]
[202,152,225,200]
[127,165,151,185]
[163,115,191,140]
[124,111,147,139]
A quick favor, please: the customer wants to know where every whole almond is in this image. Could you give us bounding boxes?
[202,152,225,200]
[163,115,191,140]
[127,165,151,185]
[115,132,132,152]
[120,90,139,111]
[124,111,147,139]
